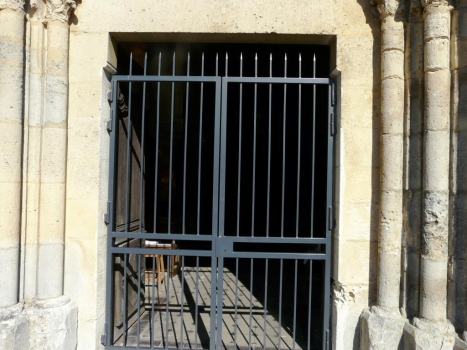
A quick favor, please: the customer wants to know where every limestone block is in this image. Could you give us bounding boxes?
[420,258,448,321]
[344,168,374,203]
[343,127,376,168]
[37,243,64,298]
[403,318,457,350]
[424,131,450,191]
[382,78,405,134]
[360,307,405,350]
[425,37,450,72]
[383,50,404,80]
[381,134,403,190]
[425,7,451,40]
[382,17,404,52]
[39,183,66,242]
[0,304,29,350]
[0,123,23,182]
[28,296,78,350]
[425,71,451,131]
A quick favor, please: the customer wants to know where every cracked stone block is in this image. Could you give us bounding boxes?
[360,307,406,350]
[27,296,77,350]
[0,303,29,350]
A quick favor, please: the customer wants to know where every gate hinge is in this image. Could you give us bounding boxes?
[330,111,336,136]
[328,206,334,230]
[326,329,330,350]
[107,90,113,103]
[331,82,336,106]
[106,113,113,133]
[100,323,108,346]
[104,201,111,225]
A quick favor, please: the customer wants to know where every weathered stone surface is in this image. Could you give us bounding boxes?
[403,318,457,350]
[27,296,77,350]
[360,307,406,350]
[0,304,29,350]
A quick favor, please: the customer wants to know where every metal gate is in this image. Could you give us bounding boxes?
[103,51,335,350]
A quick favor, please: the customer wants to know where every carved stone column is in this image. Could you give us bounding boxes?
[360,1,407,348]
[27,1,78,348]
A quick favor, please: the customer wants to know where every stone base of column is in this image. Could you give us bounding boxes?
[360,306,406,350]
[403,318,467,350]
[27,296,78,350]
[0,303,29,350]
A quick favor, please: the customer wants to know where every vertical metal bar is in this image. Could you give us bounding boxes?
[137,254,141,347]
[278,259,283,350]
[123,254,128,346]
[311,55,316,238]
[124,53,133,233]
[236,53,243,237]
[151,255,156,349]
[248,259,254,349]
[251,53,258,237]
[182,53,190,234]
[263,258,269,349]
[139,53,147,233]
[197,53,204,236]
[296,54,302,238]
[234,258,239,349]
[266,54,272,237]
[136,53,147,349]
[225,52,228,77]
[293,259,298,350]
[122,53,133,347]
[322,81,334,350]
[215,258,224,350]
[104,79,119,346]
[153,53,162,232]
[281,54,287,238]
[179,257,185,349]
[193,257,200,349]
[307,261,313,350]
[168,53,175,234]
[165,256,171,349]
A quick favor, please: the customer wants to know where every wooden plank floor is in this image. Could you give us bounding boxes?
[124,266,303,350]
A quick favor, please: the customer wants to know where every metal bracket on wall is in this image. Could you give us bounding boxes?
[104,202,111,225]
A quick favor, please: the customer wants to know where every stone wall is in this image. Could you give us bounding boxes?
[1,0,465,349]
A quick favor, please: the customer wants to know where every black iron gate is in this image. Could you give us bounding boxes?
[103,51,335,350]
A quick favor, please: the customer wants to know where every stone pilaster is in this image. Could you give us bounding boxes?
[361,1,407,348]
[37,0,76,299]
[0,0,25,309]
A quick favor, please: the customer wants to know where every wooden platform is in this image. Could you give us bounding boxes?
[121,266,315,350]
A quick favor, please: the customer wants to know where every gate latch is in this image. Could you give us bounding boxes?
[100,323,108,346]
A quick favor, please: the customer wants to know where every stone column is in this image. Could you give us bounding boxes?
[420,0,451,324]
[360,1,407,348]
[36,0,76,299]
[27,1,78,348]
[0,0,25,309]
[403,1,459,347]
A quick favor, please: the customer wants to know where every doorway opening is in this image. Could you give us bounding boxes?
[105,42,333,350]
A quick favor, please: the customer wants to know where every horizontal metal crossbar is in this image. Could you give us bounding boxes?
[111,232,215,241]
[218,251,328,260]
[111,75,221,83]
[219,236,329,244]
[110,247,214,257]
[223,77,331,84]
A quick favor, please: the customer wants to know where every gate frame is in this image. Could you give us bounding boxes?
[102,72,335,350]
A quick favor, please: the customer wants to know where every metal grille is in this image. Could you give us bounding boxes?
[103,49,335,350]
